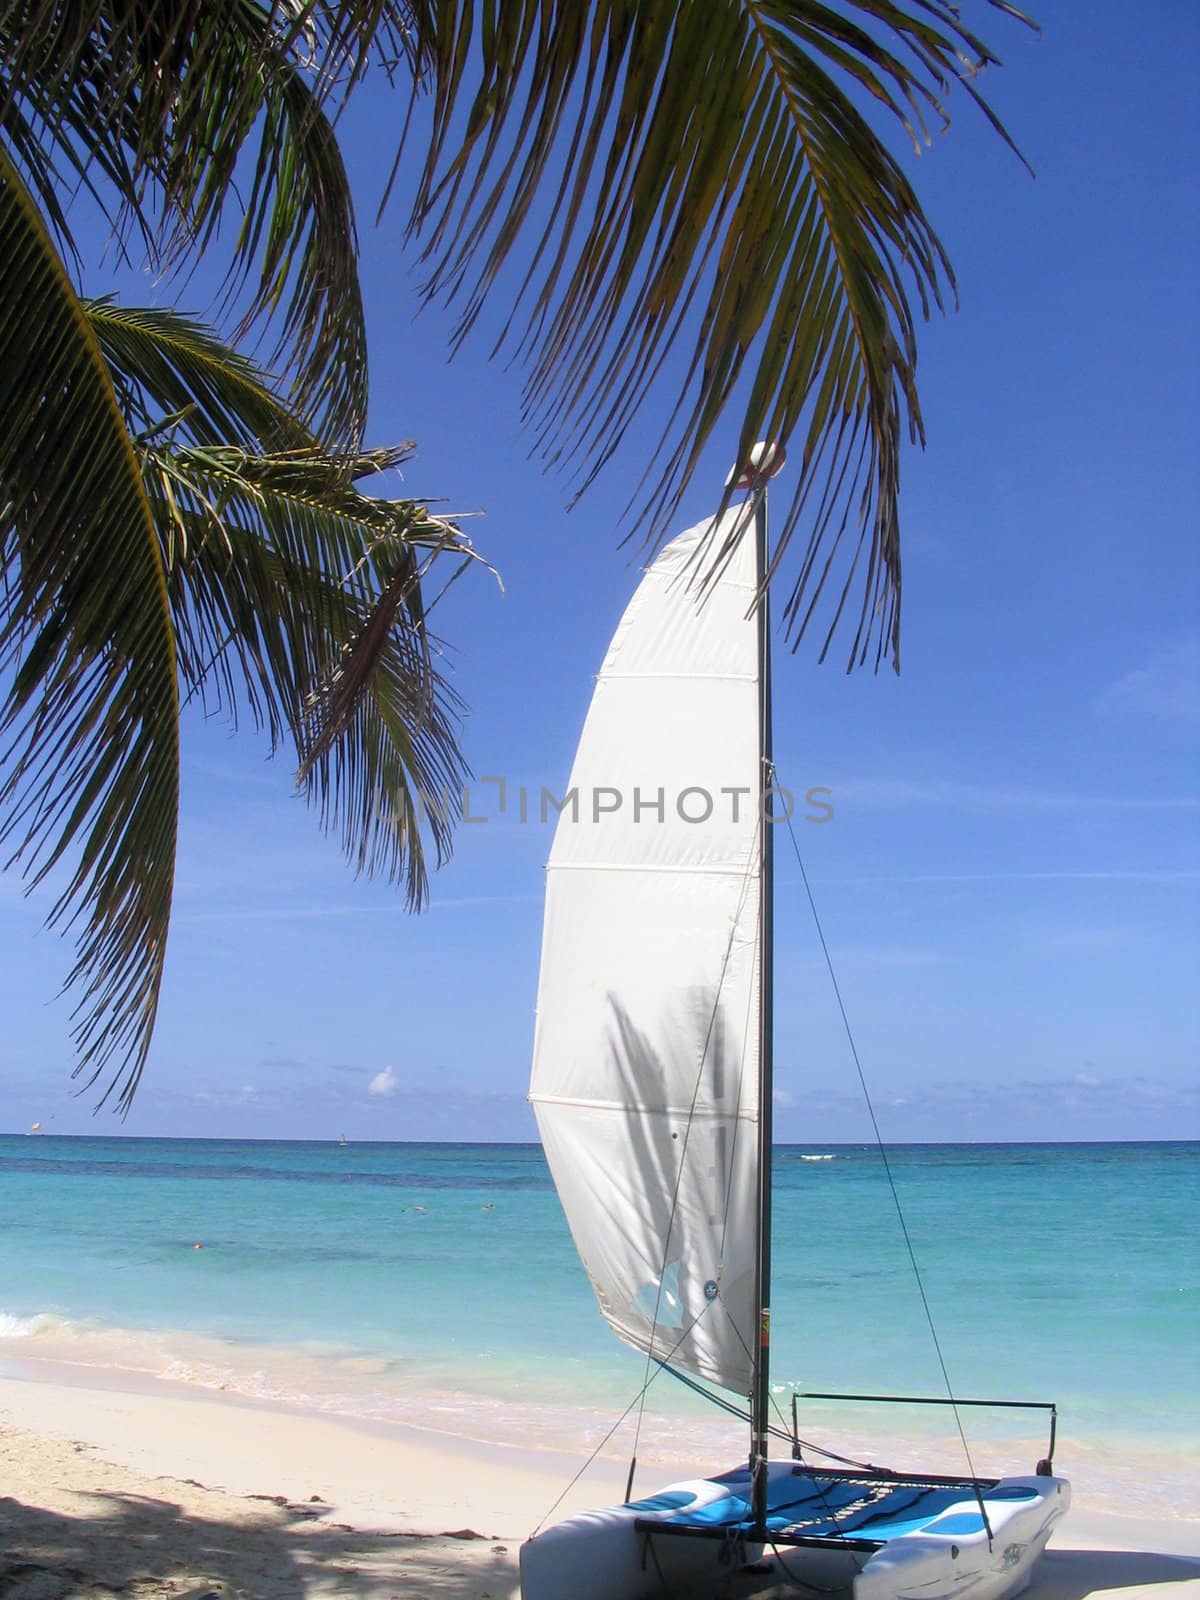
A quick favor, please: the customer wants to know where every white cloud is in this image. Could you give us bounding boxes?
[832,777,1198,813]
[368,1067,398,1097]
[1096,638,1200,724]
[1035,922,1134,955]
[816,869,1200,885]
[175,892,538,924]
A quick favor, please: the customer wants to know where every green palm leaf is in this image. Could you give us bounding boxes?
[0,144,180,1112]
[0,0,406,442]
[87,297,477,903]
[404,0,1034,668]
[142,439,472,908]
[87,299,313,451]
[158,18,370,443]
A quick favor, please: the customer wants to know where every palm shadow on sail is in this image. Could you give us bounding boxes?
[527,503,764,1402]
[576,988,757,1397]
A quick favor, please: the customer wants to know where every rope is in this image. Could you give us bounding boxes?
[533,1300,734,1536]
[766,1541,857,1595]
[778,799,994,1545]
[528,1359,681,1538]
[626,810,763,1495]
[660,1361,881,1471]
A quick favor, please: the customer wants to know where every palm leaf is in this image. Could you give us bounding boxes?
[150,444,471,906]
[0,0,410,442]
[138,435,474,907]
[86,299,312,451]
[156,13,370,443]
[403,0,1035,669]
[89,298,478,904]
[0,143,180,1112]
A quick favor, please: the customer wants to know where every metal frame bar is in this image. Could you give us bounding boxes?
[784,1464,1000,1489]
[790,1391,1059,1474]
[635,1519,883,1553]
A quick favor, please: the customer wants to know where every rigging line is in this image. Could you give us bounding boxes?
[777,795,994,1547]
[626,806,763,1490]
[660,1363,881,1473]
[528,1372,661,1539]
[714,805,766,1287]
[716,759,791,1448]
[542,1299,719,1536]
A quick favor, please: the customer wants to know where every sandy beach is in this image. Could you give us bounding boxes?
[1,1364,1197,1600]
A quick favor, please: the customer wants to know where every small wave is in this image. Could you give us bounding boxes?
[158,1357,282,1401]
[0,1310,60,1338]
[798,1154,838,1162]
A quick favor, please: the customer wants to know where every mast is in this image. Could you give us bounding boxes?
[743,443,783,1536]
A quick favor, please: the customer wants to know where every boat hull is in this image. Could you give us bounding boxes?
[519,1476,765,1600]
[518,1466,1069,1600]
[852,1474,1070,1600]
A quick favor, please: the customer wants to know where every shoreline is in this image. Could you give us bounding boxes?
[0,1361,636,1538]
[2,1362,1199,1599]
[3,1319,1197,1521]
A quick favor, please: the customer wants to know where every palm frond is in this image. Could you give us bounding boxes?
[0,0,413,442]
[0,1,420,127]
[0,143,180,1112]
[86,299,312,450]
[0,98,83,261]
[157,14,370,443]
[140,436,474,906]
[404,0,1035,669]
[85,297,476,902]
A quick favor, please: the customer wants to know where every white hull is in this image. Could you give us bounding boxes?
[852,1474,1070,1600]
[520,1475,766,1600]
[519,1466,1069,1600]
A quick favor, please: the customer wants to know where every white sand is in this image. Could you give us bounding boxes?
[1,1364,1197,1598]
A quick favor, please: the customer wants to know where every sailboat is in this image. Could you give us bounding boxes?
[520,448,1069,1600]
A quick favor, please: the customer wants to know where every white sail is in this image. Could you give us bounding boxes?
[529,503,762,1394]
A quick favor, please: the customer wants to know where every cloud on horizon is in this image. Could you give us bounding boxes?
[770,1069,1198,1143]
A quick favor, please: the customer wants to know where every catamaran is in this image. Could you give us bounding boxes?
[520,447,1069,1600]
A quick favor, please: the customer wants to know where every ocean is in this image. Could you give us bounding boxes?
[1,1137,1196,1516]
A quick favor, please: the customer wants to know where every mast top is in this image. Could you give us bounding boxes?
[729,439,787,491]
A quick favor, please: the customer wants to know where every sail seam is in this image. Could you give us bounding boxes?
[547,863,759,877]
[530,1093,756,1119]
[599,671,757,681]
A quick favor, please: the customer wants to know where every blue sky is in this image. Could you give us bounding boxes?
[2,1,1197,1142]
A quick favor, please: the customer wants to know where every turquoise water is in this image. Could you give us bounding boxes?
[1,1138,1196,1511]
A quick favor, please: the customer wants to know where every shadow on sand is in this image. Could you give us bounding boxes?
[718,1544,1200,1600]
[8,1483,1194,1600]
[1025,1545,1200,1600]
[0,1486,518,1599]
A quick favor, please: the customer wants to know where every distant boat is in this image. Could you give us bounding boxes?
[520,451,1069,1600]
[338,1133,348,1148]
